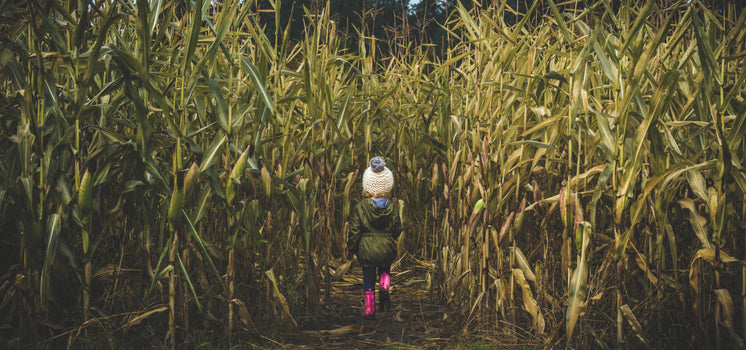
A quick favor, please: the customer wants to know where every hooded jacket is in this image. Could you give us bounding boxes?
[347,199,403,268]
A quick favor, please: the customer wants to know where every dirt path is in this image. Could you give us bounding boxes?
[279,257,456,349]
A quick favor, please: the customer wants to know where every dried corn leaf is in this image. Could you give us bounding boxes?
[504,147,523,174]
[691,247,741,265]
[323,325,359,336]
[679,198,712,248]
[566,222,591,341]
[559,185,568,228]
[614,194,628,226]
[689,248,742,319]
[490,226,499,253]
[510,247,536,282]
[232,298,257,333]
[155,265,174,280]
[715,289,735,330]
[513,268,545,333]
[333,259,352,281]
[631,244,658,285]
[514,198,527,235]
[494,278,507,314]
[93,264,117,280]
[714,289,746,348]
[690,256,703,318]
[686,170,709,203]
[398,199,406,258]
[498,211,514,244]
[657,226,683,290]
[561,238,570,283]
[442,246,449,279]
[573,194,584,236]
[448,150,461,186]
[569,164,607,187]
[525,193,559,212]
[708,187,723,242]
[342,171,355,219]
[462,291,485,334]
[265,269,297,329]
[531,147,548,174]
[123,306,168,329]
[620,304,650,348]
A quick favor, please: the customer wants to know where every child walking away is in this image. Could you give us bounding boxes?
[347,157,403,320]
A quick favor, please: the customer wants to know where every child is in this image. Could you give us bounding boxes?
[347,157,403,320]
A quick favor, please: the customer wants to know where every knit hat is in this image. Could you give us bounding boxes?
[362,157,394,196]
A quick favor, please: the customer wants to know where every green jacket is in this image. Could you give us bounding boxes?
[347,199,403,268]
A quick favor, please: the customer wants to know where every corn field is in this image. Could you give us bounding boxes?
[1,0,745,348]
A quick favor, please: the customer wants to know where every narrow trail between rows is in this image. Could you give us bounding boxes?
[279,257,456,349]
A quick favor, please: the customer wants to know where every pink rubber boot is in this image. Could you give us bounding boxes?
[363,290,375,319]
[379,272,391,311]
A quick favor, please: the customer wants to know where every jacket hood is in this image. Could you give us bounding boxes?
[361,198,396,230]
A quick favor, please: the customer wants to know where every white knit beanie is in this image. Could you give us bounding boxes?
[362,157,393,195]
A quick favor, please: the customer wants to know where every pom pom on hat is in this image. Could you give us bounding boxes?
[369,157,386,172]
[362,157,393,195]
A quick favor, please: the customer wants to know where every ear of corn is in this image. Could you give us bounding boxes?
[77,169,93,215]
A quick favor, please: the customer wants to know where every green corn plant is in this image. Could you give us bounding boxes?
[418,0,746,346]
[224,144,249,343]
[77,164,93,325]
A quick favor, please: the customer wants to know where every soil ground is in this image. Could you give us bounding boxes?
[254,254,545,349]
[278,256,459,349]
